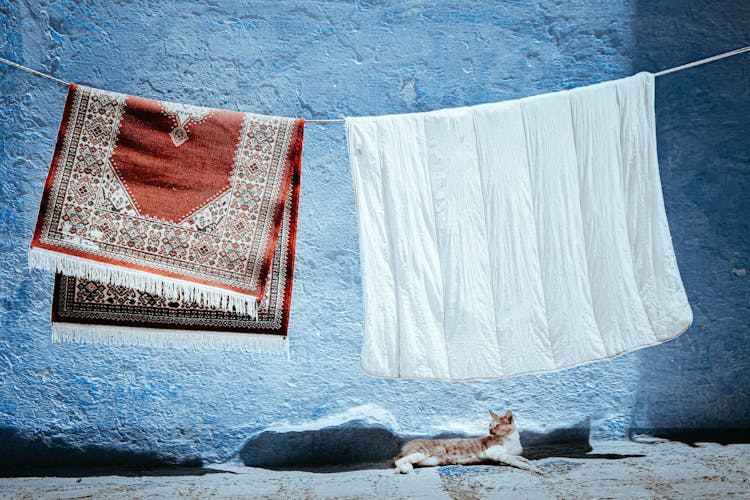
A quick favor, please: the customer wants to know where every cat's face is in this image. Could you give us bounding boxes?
[488,410,515,436]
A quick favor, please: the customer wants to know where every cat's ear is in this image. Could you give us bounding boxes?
[489,409,499,420]
[505,411,513,422]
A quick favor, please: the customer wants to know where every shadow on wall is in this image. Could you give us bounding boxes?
[1,419,648,473]
[630,0,750,438]
[0,426,203,477]
[237,418,642,472]
[631,429,750,448]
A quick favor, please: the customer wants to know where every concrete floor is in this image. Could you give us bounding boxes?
[1,439,748,499]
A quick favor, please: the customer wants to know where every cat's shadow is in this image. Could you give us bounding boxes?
[519,419,644,460]
[237,418,643,473]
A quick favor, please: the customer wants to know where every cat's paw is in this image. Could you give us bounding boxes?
[394,463,413,474]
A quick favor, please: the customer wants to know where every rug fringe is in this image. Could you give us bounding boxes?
[51,323,287,354]
[29,247,258,316]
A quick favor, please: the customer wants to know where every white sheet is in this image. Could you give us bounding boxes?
[346,72,692,380]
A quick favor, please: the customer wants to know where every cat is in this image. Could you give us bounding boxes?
[392,410,542,475]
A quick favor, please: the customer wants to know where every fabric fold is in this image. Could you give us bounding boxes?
[520,91,608,367]
[472,100,556,375]
[569,80,655,355]
[423,108,502,379]
[616,73,693,340]
[347,72,692,380]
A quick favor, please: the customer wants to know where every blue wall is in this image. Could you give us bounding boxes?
[631,0,750,434]
[0,1,747,466]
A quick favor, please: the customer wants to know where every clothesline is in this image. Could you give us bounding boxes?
[1,44,749,123]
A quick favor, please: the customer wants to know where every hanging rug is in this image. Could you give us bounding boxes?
[50,167,299,352]
[30,83,303,352]
[30,83,304,314]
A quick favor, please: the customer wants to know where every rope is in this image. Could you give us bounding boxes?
[304,118,345,123]
[2,44,749,123]
[0,56,68,86]
[653,45,750,77]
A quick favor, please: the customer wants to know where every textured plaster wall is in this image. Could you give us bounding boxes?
[0,1,747,467]
[630,0,750,434]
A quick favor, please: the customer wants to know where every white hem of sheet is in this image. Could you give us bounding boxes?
[29,247,258,317]
[51,322,287,355]
[359,320,693,381]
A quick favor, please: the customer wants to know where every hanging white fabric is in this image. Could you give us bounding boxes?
[346,72,693,380]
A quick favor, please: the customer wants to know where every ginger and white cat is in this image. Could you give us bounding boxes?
[393,410,541,474]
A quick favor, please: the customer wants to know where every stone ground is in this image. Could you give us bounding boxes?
[1,439,748,499]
